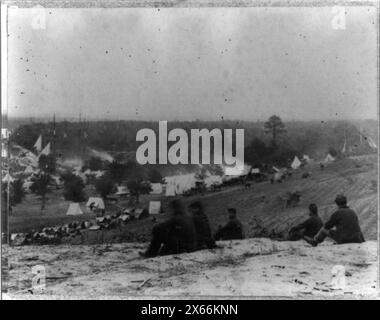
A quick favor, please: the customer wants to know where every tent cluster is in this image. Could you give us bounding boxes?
[10,200,159,246]
[163,167,256,197]
[34,135,51,156]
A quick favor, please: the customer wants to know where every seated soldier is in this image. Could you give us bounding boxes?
[214,208,244,241]
[288,203,323,241]
[189,201,216,250]
[141,199,197,257]
[304,195,365,247]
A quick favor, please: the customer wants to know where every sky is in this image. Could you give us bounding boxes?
[4,6,378,121]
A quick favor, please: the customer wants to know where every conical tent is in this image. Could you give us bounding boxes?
[24,165,34,174]
[66,203,83,216]
[2,173,14,183]
[34,135,42,152]
[40,142,51,156]
[324,153,335,163]
[367,136,377,149]
[86,197,105,210]
[291,156,301,169]
[302,155,311,162]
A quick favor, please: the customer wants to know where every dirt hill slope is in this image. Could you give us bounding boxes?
[2,238,378,298]
[119,154,378,242]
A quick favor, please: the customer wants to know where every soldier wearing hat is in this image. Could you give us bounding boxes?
[305,195,365,246]
[214,208,244,241]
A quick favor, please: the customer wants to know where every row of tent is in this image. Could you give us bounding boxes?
[290,153,335,170]
[34,135,51,156]
[10,202,162,246]
[65,198,161,216]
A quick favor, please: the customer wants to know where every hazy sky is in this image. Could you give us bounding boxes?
[5,6,378,121]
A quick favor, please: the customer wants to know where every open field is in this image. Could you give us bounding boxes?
[9,154,378,243]
[2,238,378,298]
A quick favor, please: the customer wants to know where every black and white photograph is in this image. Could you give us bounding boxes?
[0,0,378,300]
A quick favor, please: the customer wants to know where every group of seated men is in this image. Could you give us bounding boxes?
[140,194,364,258]
[140,199,244,258]
[288,194,365,246]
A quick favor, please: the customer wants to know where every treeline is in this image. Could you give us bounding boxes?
[9,118,375,166]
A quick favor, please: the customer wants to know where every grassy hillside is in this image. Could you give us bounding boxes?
[8,154,378,243]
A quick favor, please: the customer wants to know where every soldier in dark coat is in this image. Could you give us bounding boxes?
[141,199,197,258]
[304,195,365,246]
[288,203,323,241]
[189,201,216,250]
[214,208,244,241]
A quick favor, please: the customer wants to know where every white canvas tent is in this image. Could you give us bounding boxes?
[149,201,161,214]
[40,142,51,156]
[66,203,83,216]
[367,136,377,150]
[115,186,129,196]
[291,156,302,169]
[324,153,335,163]
[33,135,42,152]
[150,183,163,195]
[165,181,176,196]
[251,168,260,174]
[23,180,33,192]
[24,165,34,174]
[1,128,10,140]
[224,163,251,176]
[204,175,223,187]
[302,155,311,163]
[86,197,105,210]
[164,174,197,195]
[2,173,14,183]
[1,147,7,158]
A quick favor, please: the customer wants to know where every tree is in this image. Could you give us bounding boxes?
[95,174,115,199]
[245,138,271,165]
[1,179,25,216]
[126,180,152,204]
[148,168,163,183]
[84,157,104,171]
[30,173,51,212]
[38,154,56,174]
[264,115,286,148]
[61,172,86,202]
[108,161,127,185]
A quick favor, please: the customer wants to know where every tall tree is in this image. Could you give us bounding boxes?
[148,168,163,183]
[108,161,127,185]
[61,172,86,202]
[264,115,286,148]
[38,154,56,174]
[95,174,115,199]
[126,180,152,204]
[1,179,25,216]
[30,173,51,213]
